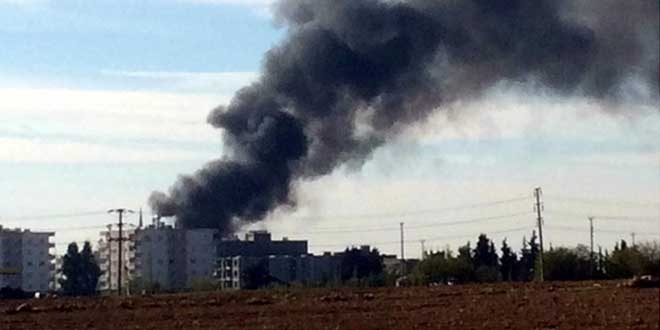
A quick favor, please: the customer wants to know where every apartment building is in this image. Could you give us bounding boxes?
[216,231,318,290]
[99,223,220,292]
[97,227,136,292]
[0,226,55,292]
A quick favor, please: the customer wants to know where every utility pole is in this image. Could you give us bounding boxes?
[400,222,405,275]
[534,187,545,282]
[597,245,603,276]
[589,216,594,279]
[420,239,426,260]
[106,224,113,291]
[108,208,133,296]
[631,232,636,247]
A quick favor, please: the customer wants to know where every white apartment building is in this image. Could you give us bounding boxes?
[132,225,179,290]
[133,225,219,291]
[0,226,55,292]
[98,223,219,292]
[97,228,136,292]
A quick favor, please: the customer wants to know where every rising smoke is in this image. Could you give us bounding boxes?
[149,0,659,233]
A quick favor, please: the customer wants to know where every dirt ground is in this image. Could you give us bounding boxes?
[1,281,658,330]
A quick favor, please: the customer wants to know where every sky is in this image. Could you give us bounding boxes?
[1,0,659,258]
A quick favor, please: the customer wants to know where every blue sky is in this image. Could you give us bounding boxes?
[1,0,658,257]
[0,0,279,89]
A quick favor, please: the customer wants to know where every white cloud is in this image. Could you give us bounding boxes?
[0,137,212,163]
[0,70,255,164]
[0,87,230,163]
[99,70,259,94]
[405,85,660,146]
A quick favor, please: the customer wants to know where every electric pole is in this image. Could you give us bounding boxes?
[420,239,426,260]
[631,232,636,247]
[589,216,594,279]
[108,208,133,296]
[534,187,545,282]
[106,224,113,291]
[400,222,405,275]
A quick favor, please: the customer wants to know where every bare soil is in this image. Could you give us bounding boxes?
[1,281,658,330]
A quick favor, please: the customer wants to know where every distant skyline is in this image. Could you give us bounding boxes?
[1,0,658,258]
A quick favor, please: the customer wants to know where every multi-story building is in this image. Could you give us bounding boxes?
[110,223,221,292]
[217,253,341,290]
[216,231,318,290]
[0,226,55,292]
[131,225,177,290]
[184,229,218,287]
[97,227,136,292]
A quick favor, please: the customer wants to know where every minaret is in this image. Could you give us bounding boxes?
[138,208,144,228]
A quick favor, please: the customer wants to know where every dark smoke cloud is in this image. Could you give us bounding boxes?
[150,0,659,231]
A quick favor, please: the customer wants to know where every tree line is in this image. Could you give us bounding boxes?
[5,233,657,298]
[411,231,660,285]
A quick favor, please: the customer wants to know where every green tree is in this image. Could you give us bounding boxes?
[637,241,660,276]
[500,239,517,281]
[474,234,498,268]
[340,247,384,286]
[517,232,539,281]
[59,242,101,296]
[605,240,646,278]
[473,234,499,282]
[412,250,453,285]
[454,242,475,283]
[412,246,476,285]
[543,246,589,281]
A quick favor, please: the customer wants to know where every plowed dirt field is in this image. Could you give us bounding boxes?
[1,281,658,329]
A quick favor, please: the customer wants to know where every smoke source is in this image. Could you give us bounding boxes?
[150,0,659,233]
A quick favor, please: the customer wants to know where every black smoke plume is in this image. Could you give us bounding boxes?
[150,0,658,233]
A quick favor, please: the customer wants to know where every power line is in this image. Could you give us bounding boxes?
[24,223,138,233]
[424,226,534,242]
[288,211,533,235]
[1,195,530,227]
[308,226,534,248]
[544,194,660,208]
[0,210,108,222]
[14,211,650,236]
[546,224,660,236]
[545,211,658,222]
[407,211,533,230]
[289,196,533,222]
